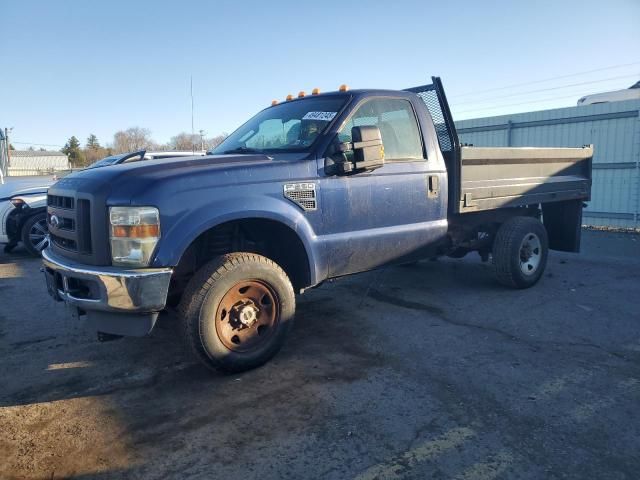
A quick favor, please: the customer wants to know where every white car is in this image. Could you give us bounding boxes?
[578,80,640,105]
[0,179,53,256]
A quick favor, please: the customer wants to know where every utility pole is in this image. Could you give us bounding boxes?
[5,127,10,165]
[1,127,12,183]
[190,76,195,153]
[0,128,6,184]
[199,130,205,152]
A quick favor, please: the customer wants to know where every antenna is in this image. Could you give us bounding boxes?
[190,76,195,153]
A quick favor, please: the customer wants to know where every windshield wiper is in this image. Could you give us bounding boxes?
[220,147,263,155]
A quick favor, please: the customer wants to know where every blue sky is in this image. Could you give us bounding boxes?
[2,0,639,150]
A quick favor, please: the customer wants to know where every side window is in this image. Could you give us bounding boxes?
[338,98,424,161]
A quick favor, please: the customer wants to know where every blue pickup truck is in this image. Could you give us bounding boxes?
[42,77,592,372]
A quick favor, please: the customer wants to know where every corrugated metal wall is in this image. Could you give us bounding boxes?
[8,151,70,176]
[455,100,640,228]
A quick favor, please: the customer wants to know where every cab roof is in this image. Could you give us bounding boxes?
[269,88,417,107]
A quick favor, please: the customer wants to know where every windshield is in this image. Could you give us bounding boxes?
[212,96,348,154]
[87,154,127,169]
[86,152,145,169]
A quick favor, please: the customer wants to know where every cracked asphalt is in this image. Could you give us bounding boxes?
[1,229,639,479]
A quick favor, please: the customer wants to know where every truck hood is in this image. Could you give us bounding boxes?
[51,152,314,205]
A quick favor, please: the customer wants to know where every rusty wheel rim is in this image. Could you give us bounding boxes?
[215,280,279,353]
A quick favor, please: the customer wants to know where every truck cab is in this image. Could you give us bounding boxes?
[42,77,592,373]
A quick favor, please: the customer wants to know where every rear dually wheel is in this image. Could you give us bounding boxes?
[492,216,548,289]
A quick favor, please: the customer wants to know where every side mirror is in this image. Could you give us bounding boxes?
[336,125,385,174]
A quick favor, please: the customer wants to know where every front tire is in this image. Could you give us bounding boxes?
[492,216,548,289]
[178,253,295,373]
[21,212,49,257]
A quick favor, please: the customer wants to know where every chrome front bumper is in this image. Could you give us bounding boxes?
[42,247,173,313]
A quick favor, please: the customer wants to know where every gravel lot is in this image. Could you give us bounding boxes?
[1,230,639,480]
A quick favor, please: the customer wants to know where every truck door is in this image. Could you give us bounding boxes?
[319,96,448,277]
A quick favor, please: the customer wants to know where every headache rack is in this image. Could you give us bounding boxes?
[404,76,592,217]
[404,77,461,214]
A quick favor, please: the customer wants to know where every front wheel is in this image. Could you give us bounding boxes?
[492,216,548,289]
[21,212,49,257]
[178,253,295,373]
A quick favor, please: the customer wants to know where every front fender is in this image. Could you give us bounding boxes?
[151,195,325,286]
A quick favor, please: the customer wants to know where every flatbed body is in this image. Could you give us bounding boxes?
[459,146,592,212]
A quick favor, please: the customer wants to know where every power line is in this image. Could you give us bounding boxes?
[450,73,640,107]
[450,61,640,98]
[452,92,595,115]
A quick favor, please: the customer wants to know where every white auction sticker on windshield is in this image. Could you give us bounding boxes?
[303,111,337,122]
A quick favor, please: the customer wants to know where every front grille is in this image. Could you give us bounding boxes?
[77,199,92,251]
[58,217,75,230]
[51,235,77,251]
[48,194,92,254]
[48,195,75,210]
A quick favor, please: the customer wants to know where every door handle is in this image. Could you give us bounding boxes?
[428,175,439,198]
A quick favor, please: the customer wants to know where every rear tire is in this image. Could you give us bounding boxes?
[178,253,295,373]
[21,212,49,257]
[492,216,548,289]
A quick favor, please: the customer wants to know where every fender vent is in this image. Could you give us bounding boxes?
[284,183,317,211]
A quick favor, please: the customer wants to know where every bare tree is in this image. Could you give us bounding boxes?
[84,134,109,164]
[107,128,227,155]
[168,132,228,151]
[84,146,110,164]
[112,127,155,153]
[205,133,229,151]
[169,132,200,151]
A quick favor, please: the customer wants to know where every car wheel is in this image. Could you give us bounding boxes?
[21,212,49,257]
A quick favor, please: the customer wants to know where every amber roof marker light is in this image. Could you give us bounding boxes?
[312,88,320,95]
[271,100,278,106]
[286,94,293,101]
[339,84,349,92]
[298,91,306,98]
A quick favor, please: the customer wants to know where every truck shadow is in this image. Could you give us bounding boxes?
[2,278,390,406]
[4,249,639,478]
[1,276,393,478]
[1,256,503,409]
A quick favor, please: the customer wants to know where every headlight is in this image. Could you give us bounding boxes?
[109,206,160,267]
[10,194,47,208]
